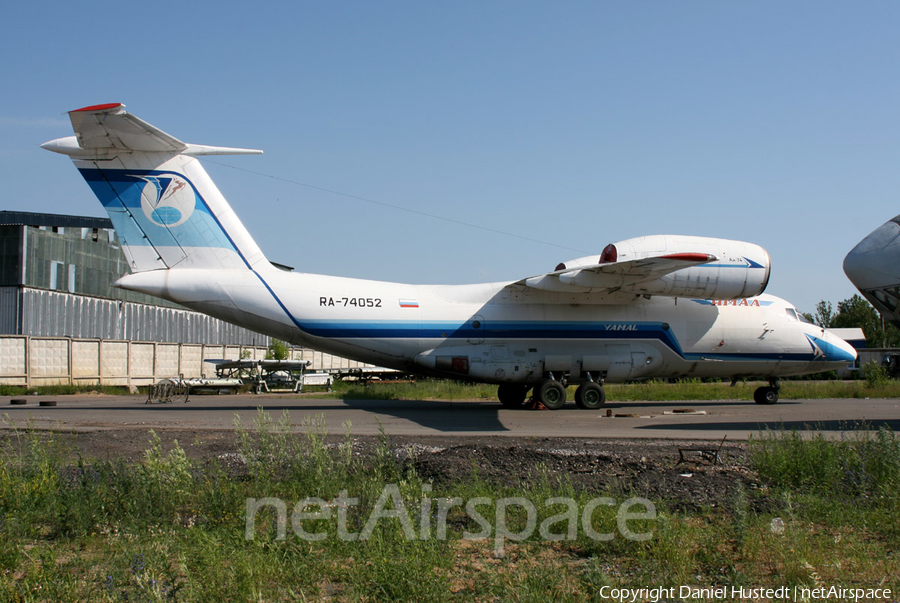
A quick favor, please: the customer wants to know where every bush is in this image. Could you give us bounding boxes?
[266,339,289,360]
[863,360,891,388]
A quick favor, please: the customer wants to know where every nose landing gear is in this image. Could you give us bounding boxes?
[753,379,780,404]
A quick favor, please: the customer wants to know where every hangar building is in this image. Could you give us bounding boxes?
[0,211,380,388]
[0,210,269,346]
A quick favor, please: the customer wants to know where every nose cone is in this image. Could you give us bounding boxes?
[844,215,900,326]
[844,215,900,292]
[806,330,858,364]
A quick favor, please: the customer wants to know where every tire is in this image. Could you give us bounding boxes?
[9,399,26,405]
[39,400,57,407]
[754,386,778,404]
[498,383,528,408]
[536,380,566,410]
[575,382,606,409]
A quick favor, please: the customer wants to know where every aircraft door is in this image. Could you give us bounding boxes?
[630,352,648,378]
[468,315,485,344]
[605,344,633,381]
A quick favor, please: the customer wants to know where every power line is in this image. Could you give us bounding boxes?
[206,160,590,255]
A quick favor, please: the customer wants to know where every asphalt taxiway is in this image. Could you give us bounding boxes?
[2,395,898,440]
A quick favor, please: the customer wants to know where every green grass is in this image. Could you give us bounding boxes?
[606,378,900,401]
[329,377,900,402]
[0,384,132,397]
[749,426,900,528]
[6,376,900,402]
[332,379,499,401]
[0,411,898,601]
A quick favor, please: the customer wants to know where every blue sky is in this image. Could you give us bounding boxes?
[2,1,898,313]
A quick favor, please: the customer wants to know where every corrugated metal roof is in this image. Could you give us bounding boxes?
[2,287,271,346]
[0,210,112,228]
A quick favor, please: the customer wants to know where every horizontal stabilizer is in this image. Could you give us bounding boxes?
[70,103,186,152]
[47,103,262,157]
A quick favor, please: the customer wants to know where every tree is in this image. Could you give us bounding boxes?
[812,300,835,328]
[816,294,900,348]
[266,339,289,360]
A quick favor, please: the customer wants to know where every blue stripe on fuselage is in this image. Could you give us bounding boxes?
[294,318,817,362]
[299,319,681,351]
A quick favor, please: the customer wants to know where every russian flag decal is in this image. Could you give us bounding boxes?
[399,299,419,308]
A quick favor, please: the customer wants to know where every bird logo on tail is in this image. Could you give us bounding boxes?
[135,174,195,227]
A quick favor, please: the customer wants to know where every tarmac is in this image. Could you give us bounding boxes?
[2,394,898,440]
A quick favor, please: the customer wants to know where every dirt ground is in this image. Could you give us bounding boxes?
[0,428,764,512]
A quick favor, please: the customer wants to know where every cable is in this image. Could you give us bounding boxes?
[206,160,591,255]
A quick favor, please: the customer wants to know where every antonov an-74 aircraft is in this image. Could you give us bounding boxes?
[42,103,856,409]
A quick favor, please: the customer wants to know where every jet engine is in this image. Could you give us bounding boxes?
[554,235,771,299]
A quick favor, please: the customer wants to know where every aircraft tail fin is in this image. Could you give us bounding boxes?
[41,103,269,273]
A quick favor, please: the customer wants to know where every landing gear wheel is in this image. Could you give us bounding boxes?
[536,380,567,410]
[498,384,529,408]
[754,386,779,404]
[575,382,606,409]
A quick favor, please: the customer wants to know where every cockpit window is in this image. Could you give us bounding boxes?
[785,308,799,322]
[799,312,812,324]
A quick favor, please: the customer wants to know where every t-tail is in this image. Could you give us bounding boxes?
[41,103,269,273]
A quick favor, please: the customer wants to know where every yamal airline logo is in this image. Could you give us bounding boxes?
[134,174,196,227]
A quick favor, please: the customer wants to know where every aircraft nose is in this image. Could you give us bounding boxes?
[826,333,858,364]
[843,215,900,292]
[806,329,858,364]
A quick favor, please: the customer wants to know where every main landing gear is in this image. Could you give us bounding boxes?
[574,381,606,409]
[753,379,780,404]
[535,379,567,410]
[497,383,529,408]
[498,373,607,410]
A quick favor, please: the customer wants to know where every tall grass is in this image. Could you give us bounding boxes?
[0,412,898,600]
[750,426,900,502]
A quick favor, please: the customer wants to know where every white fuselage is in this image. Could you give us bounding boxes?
[40,103,858,393]
[119,266,857,385]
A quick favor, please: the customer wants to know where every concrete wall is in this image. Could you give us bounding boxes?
[0,335,379,388]
[0,335,270,388]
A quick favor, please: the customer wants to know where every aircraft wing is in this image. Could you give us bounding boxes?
[514,252,717,294]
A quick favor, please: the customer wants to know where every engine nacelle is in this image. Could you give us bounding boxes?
[556,235,771,299]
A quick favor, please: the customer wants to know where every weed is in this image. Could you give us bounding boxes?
[0,417,898,600]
